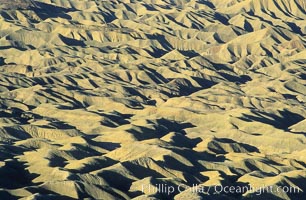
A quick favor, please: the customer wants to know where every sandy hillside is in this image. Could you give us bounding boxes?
[0,0,305,199]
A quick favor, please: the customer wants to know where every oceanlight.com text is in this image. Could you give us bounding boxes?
[141,183,302,196]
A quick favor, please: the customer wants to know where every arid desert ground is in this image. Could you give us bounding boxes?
[0,0,305,199]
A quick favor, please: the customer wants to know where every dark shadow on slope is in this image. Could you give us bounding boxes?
[126,118,195,141]
[165,132,202,148]
[158,147,227,177]
[48,154,68,168]
[239,109,305,132]
[192,77,216,89]
[282,94,298,101]
[214,13,230,25]
[0,191,16,200]
[121,85,157,106]
[213,33,226,43]
[32,1,75,20]
[140,65,169,84]
[298,73,306,80]
[85,111,132,128]
[2,127,32,140]
[121,160,166,180]
[145,47,168,58]
[285,177,306,200]
[219,72,252,84]
[179,50,200,58]
[247,11,274,26]
[146,34,174,51]
[66,143,103,160]
[67,157,117,174]
[0,57,5,66]
[100,10,117,23]
[0,159,39,189]
[287,22,304,36]
[208,138,260,154]
[89,140,121,151]
[197,0,215,9]
[244,20,254,32]
[0,144,26,161]
[142,4,158,11]
[96,170,134,192]
[26,185,82,199]
[158,155,208,184]
[59,35,86,47]
[166,78,199,96]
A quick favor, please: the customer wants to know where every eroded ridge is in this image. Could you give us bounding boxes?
[0,0,305,199]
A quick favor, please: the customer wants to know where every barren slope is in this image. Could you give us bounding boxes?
[0,0,305,199]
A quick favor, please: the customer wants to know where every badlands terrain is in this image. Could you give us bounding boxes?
[0,0,305,199]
